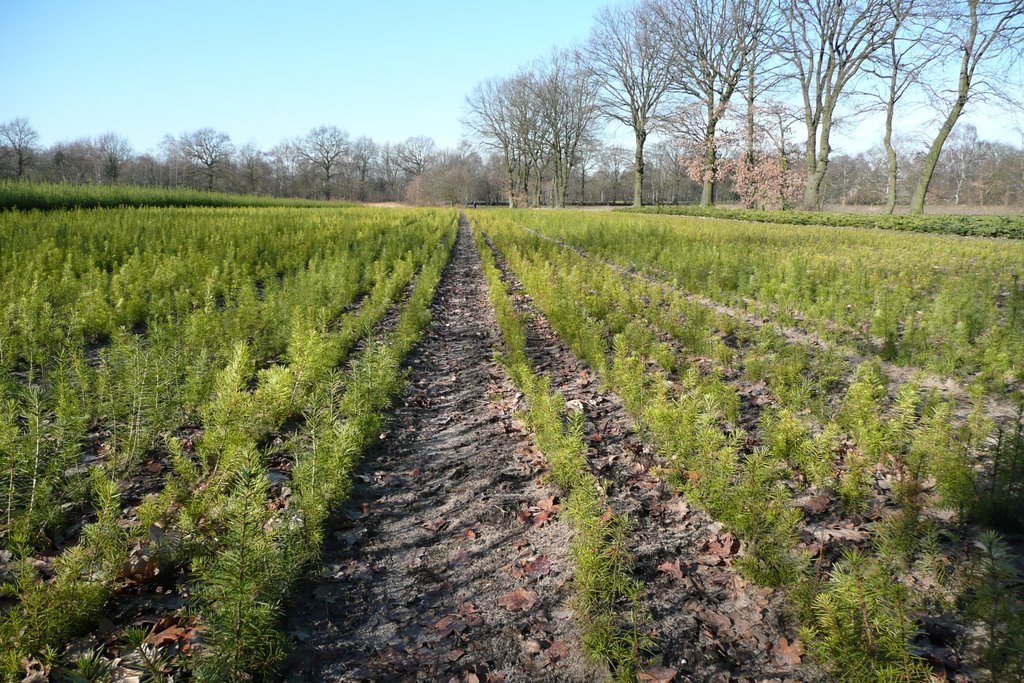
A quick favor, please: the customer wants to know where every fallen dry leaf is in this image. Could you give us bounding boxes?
[537,496,561,513]
[547,639,569,666]
[667,498,690,519]
[524,554,551,577]
[700,610,732,634]
[422,517,447,533]
[707,533,740,557]
[776,636,804,665]
[638,667,678,683]
[434,615,469,638]
[497,587,537,612]
[657,559,683,581]
[800,494,831,515]
[532,510,553,527]
[147,625,189,647]
[815,527,869,543]
[456,602,484,627]
[121,541,159,583]
[508,554,552,579]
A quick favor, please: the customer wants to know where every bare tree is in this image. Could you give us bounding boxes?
[648,140,694,203]
[413,147,487,206]
[180,127,234,190]
[509,71,549,207]
[297,125,348,200]
[865,0,928,213]
[739,0,786,168]
[396,135,437,178]
[96,132,133,184]
[655,0,767,206]
[942,123,981,204]
[378,142,404,201]
[0,117,40,179]
[465,77,522,207]
[584,0,674,206]
[910,0,1024,213]
[779,0,896,208]
[574,135,604,204]
[469,71,547,207]
[349,136,378,201]
[533,51,600,207]
[236,142,269,194]
[49,138,100,184]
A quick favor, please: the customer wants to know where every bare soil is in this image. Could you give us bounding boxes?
[282,220,600,682]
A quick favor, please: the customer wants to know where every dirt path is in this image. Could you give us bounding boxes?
[283,218,600,682]
[481,231,821,682]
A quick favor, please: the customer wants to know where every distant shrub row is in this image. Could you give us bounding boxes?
[620,204,1024,239]
[0,181,341,211]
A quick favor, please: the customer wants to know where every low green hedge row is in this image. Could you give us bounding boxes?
[0,181,340,211]
[621,205,1024,239]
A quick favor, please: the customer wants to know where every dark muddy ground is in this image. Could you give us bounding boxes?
[282,220,600,682]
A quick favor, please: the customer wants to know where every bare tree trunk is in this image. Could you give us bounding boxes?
[911,98,964,213]
[633,129,646,207]
[883,92,898,214]
[701,119,717,207]
[802,107,835,210]
[746,63,757,168]
[911,60,972,213]
[531,163,542,207]
[556,174,569,208]
[802,124,818,209]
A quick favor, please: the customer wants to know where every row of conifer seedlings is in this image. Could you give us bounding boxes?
[0,213,458,681]
[0,208,419,560]
[0,226,410,675]
[476,212,1024,682]
[472,223,651,681]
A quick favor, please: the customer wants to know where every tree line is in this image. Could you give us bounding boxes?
[2,0,1022,212]
[465,0,1024,212]
[0,119,466,204]
[0,116,688,206]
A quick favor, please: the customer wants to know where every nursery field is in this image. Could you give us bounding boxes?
[1,204,1022,682]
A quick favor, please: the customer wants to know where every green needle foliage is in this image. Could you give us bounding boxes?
[474,223,650,680]
[0,206,458,680]
[964,531,1024,681]
[471,208,1022,680]
[191,449,290,681]
[802,549,933,682]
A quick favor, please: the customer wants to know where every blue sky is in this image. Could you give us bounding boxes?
[1,0,1020,156]
[0,0,605,152]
